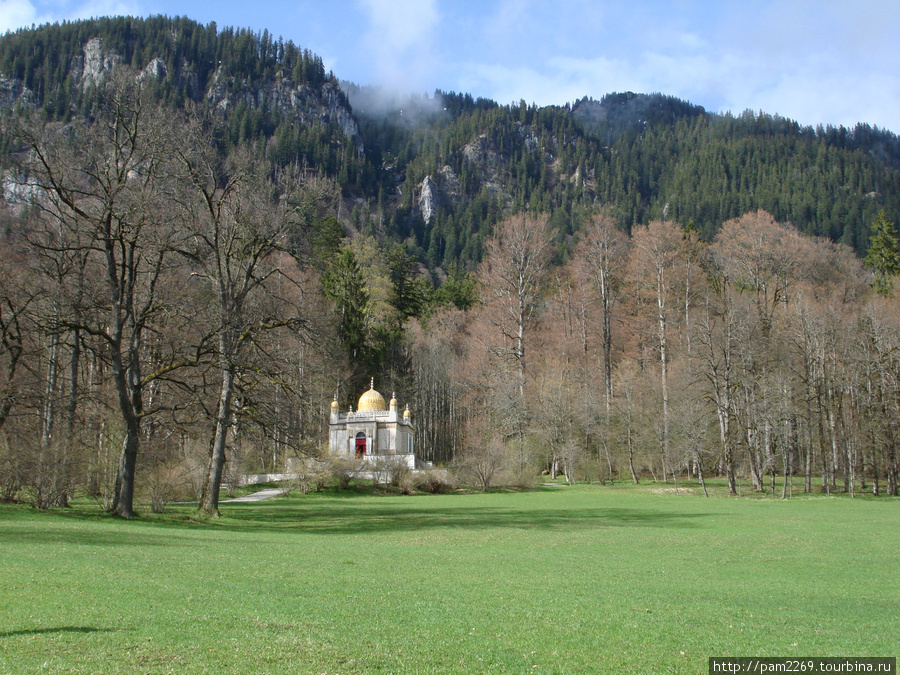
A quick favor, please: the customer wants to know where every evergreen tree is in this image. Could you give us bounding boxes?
[864,209,900,296]
[322,247,370,362]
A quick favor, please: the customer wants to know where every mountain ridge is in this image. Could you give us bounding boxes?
[1,15,898,269]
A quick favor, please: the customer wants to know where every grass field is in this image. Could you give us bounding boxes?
[0,482,897,674]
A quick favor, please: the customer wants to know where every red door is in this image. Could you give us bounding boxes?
[355,437,366,457]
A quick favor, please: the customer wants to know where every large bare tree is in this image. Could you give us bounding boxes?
[176,124,337,516]
[11,72,190,518]
[628,220,684,480]
[576,214,629,415]
[479,213,553,395]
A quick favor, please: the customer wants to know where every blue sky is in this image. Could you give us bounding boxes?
[1,0,898,132]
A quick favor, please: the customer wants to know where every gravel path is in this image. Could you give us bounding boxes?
[221,487,290,503]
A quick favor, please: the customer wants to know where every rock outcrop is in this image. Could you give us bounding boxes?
[140,57,167,82]
[417,166,467,224]
[71,37,122,89]
[205,68,360,144]
[0,75,29,108]
[418,176,441,224]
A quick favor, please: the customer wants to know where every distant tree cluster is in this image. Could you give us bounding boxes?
[0,16,328,112]
[433,209,900,496]
[2,17,899,277]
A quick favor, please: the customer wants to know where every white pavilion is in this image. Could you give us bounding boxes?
[328,380,418,469]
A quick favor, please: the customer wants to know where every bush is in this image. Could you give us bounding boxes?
[290,458,331,494]
[419,468,456,494]
[328,457,367,490]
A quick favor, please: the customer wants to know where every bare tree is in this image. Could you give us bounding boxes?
[479,213,553,395]
[176,130,337,515]
[575,214,629,414]
[610,359,655,484]
[713,210,801,336]
[471,213,554,481]
[628,220,684,481]
[408,310,466,464]
[11,72,191,518]
[455,424,507,491]
[693,267,741,495]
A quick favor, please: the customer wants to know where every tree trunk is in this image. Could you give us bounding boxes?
[110,347,143,519]
[817,400,830,495]
[803,400,813,493]
[112,418,140,519]
[747,425,764,492]
[56,328,81,509]
[41,331,60,448]
[715,401,736,495]
[200,363,234,516]
[36,332,60,509]
[695,454,708,497]
[602,290,613,414]
[781,443,789,499]
[656,272,670,482]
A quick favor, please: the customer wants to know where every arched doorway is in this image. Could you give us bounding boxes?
[355,432,367,457]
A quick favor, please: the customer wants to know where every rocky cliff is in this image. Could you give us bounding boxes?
[0,36,363,151]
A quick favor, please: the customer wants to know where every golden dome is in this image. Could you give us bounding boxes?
[403,405,411,420]
[331,397,339,410]
[357,379,386,412]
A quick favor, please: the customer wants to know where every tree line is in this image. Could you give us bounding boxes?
[420,209,900,496]
[1,19,899,515]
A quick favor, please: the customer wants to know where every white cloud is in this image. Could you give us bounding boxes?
[0,0,41,33]
[357,0,439,89]
[0,0,142,34]
[68,0,143,21]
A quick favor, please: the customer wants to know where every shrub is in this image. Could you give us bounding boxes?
[329,457,366,490]
[419,468,456,494]
[394,465,416,495]
[290,458,331,494]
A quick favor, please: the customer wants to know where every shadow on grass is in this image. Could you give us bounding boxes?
[205,503,710,535]
[0,626,117,638]
[2,490,713,540]
[0,521,184,547]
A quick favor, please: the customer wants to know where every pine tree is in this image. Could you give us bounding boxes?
[864,209,900,296]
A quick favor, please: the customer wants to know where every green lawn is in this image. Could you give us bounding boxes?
[1,483,897,674]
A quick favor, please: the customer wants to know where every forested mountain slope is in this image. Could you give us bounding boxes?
[1,16,898,271]
[367,90,899,266]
